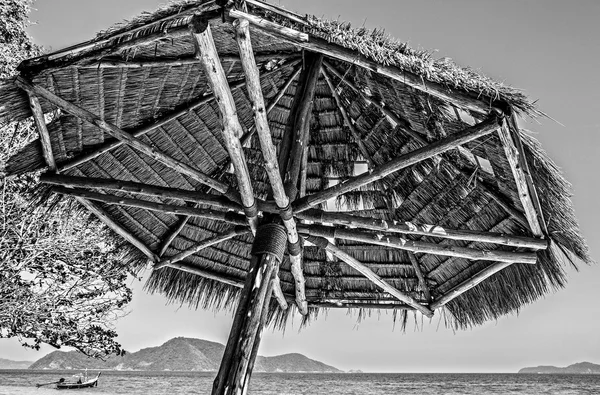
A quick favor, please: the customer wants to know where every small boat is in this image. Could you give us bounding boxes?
[55,372,101,390]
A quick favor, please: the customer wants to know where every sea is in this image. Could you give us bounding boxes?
[0,370,599,394]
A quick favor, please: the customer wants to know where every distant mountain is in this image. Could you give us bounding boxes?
[29,337,341,373]
[0,358,33,369]
[519,362,600,374]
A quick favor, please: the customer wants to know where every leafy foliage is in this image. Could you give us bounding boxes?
[0,0,137,358]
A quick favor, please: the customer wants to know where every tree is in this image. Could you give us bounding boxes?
[0,0,137,358]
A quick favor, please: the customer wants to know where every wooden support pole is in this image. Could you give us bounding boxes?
[409,254,431,301]
[190,16,258,233]
[75,197,158,262]
[235,18,307,315]
[40,174,243,211]
[155,228,250,268]
[498,124,544,237]
[212,223,287,395]
[294,115,503,212]
[26,93,56,171]
[431,261,516,310]
[51,187,248,226]
[321,66,375,167]
[229,9,498,115]
[295,209,548,250]
[58,59,299,172]
[306,236,433,317]
[14,77,239,203]
[298,224,538,264]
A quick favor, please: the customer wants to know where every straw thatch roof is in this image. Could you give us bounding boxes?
[0,0,591,330]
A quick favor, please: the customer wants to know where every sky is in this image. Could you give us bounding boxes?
[1,0,599,373]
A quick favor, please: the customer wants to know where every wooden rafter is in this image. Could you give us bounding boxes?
[281,52,323,193]
[51,187,248,226]
[58,58,300,172]
[15,77,240,204]
[26,93,56,171]
[298,224,537,264]
[155,228,249,268]
[294,114,503,212]
[79,52,298,69]
[75,197,158,262]
[229,9,496,115]
[507,114,548,235]
[40,174,243,211]
[498,123,544,237]
[191,16,258,233]
[306,236,434,317]
[320,66,375,167]
[431,261,516,310]
[234,18,307,314]
[409,254,431,302]
[160,261,245,289]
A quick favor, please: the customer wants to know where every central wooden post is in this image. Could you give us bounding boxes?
[212,222,288,395]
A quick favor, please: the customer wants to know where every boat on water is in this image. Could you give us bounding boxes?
[55,372,101,390]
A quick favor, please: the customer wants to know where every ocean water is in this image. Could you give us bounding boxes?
[1,370,599,394]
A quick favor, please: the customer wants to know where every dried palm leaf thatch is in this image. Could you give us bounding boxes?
[0,0,591,332]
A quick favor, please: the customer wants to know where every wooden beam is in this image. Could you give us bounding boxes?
[284,53,323,194]
[235,18,308,315]
[229,9,497,115]
[409,254,431,301]
[311,300,414,310]
[51,187,248,226]
[298,224,538,264]
[191,16,258,233]
[431,261,516,310]
[155,228,249,268]
[80,53,297,69]
[158,215,190,257]
[244,0,309,26]
[14,77,240,203]
[27,93,56,171]
[295,209,548,249]
[498,124,544,237]
[507,114,548,235]
[159,261,245,289]
[75,197,158,262]
[40,174,243,211]
[306,236,433,317]
[294,115,503,213]
[321,66,375,167]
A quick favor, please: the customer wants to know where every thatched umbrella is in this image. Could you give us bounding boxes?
[0,0,591,393]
